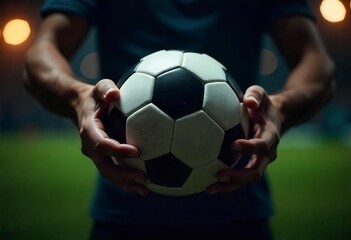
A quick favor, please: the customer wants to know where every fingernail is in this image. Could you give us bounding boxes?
[247,95,259,104]
[104,88,114,98]
[219,176,231,182]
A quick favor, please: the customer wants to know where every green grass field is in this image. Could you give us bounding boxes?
[0,131,350,239]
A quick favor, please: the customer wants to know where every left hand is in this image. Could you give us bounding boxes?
[206,85,282,194]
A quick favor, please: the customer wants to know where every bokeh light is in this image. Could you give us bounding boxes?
[3,19,31,45]
[80,52,100,79]
[259,49,278,75]
[320,0,346,23]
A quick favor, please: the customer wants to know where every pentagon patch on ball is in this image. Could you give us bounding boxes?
[103,50,249,196]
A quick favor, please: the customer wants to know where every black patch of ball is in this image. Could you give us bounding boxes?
[117,63,138,88]
[145,153,192,187]
[218,124,246,166]
[104,107,127,144]
[226,72,243,101]
[153,68,204,119]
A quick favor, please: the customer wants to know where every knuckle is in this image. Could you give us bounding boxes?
[79,125,88,138]
[94,139,104,152]
[80,145,89,156]
[79,125,99,157]
[271,150,278,161]
[272,131,280,145]
[97,79,116,93]
[98,78,111,84]
[100,78,115,86]
[247,85,265,96]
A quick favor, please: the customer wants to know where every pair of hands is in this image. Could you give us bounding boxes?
[77,79,282,196]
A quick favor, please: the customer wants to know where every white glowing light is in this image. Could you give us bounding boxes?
[320,0,346,23]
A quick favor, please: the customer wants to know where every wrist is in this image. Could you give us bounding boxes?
[70,81,93,127]
[269,94,288,134]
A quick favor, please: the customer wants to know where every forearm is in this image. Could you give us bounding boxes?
[24,39,91,125]
[270,51,335,134]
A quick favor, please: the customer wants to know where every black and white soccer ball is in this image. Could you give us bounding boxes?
[104,50,249,196]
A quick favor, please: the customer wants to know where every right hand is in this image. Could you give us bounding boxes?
[76,79,149,196]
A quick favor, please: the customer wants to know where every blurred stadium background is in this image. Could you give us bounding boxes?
[0,0,350,239]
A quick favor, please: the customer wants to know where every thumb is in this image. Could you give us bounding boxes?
[94,79,120,102]
[243,85,266,109]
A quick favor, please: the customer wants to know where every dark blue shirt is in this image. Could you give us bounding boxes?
[42,0,313,224]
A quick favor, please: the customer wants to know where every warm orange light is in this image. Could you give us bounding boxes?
[3,19,31,45]
[320,0,346,23]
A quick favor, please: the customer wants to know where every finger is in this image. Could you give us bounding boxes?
[80,118,139,158]
[94,79,120,102]
[207,166,264,194]
[91,138,145,183]
[231,126,279,155]
[208,145,277,194]
[231,138,268,154]
[223,152,272,179]
[93,154,149,195]
[244,155,258,169]
[95,138,139,158]
[243,85,266,109]
[208,154,270,194]
[110,167,149,193]
[113,166,148,185]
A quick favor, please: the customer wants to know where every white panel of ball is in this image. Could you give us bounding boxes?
[126,103,174,160]
[106,50,249,196]
[183,160,228,193]
[203,82,241,131]
[136,50,183,76]
[182,52,227,82]
[172,110,224,168]
[117,72,155,116]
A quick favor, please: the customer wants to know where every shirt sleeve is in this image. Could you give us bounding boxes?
[41,0,96,24]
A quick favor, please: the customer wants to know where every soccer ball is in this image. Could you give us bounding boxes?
[104,50,249,196]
